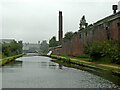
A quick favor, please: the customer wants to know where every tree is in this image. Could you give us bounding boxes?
[9,41,19,56]
[2,40,20,57]
[79,15,88,30]
[18,41,23,54]
[2,43,11,56]
[49,36,58,47]
[63,32,74,40]
[40,40,49,53]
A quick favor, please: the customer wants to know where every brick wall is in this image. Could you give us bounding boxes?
[52,12,120,57]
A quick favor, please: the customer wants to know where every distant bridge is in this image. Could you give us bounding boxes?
[26,53,40,56]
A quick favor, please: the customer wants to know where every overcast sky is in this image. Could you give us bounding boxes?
[1,0,119,43]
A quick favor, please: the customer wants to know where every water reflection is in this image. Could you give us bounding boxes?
[48,62,56,69]
[59,64,63,69]
[52,60,120,87]
[2,56,120,88]
[39,61,48,68]
[3,60,22,68]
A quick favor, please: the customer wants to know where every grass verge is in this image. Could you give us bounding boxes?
[50,54,120,73]
[0,53,25,66]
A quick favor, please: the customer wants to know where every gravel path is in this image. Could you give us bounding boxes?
[56,56,120,69]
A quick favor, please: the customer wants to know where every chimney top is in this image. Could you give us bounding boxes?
[59,11,62,14]
[112,5,118,14]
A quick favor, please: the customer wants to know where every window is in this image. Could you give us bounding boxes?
[117,22,120,28]
[85,32,87,36]
[92,30,94,35]
[80,33,82,39]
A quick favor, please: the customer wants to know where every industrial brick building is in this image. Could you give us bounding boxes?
[52,8,120,57]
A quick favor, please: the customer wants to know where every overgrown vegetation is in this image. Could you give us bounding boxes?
[62,32,74,42]
[84,40,120,64]
[0,54,24,66]
[49,36,58,47]
[1,40,23,58]
[50,55,120,72]
[52,54,91,62]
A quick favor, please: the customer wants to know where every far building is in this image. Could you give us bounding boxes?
[0,39,15,44]
[23,43,40,53]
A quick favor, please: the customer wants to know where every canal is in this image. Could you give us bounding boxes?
[1,55,120,88]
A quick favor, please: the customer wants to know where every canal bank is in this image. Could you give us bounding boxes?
[47,55,120,73]
[46,55,120,86]
[0,54,25,66]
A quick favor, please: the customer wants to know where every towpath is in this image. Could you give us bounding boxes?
[54,55,120,69]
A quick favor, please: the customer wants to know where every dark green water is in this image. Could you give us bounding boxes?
[1,55,120,88]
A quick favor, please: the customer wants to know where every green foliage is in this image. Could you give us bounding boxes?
[9,41,19,56]
[83,40,120,64]
[63,32,74,41]
[40,40,49,53]
[18,41,23,54]
[83,43,91,54]
[2,40,23,57]
[49,36,58,47]
[79,15,88,30]
[0,54,24,65]
[2,43,11,56]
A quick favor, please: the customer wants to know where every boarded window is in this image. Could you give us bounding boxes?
[92,30,94,35]
[85,32,87,36]
[80,33,82,39]
[117,22,120,28]
[106,27,108,30]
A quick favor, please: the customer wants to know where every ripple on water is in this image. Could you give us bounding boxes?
[2,56,120,88]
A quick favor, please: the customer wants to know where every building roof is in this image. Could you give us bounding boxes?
[94,11,120,26]
[0,39,15,43]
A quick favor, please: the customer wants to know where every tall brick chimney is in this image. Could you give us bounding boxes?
[58,11,63,45]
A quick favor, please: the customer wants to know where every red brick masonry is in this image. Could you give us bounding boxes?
[52,12,120,57]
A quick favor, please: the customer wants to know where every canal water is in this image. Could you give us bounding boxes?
[1,55,120,88]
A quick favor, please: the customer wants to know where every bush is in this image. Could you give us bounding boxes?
[2,40,23,57]
[83,40,120,64]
